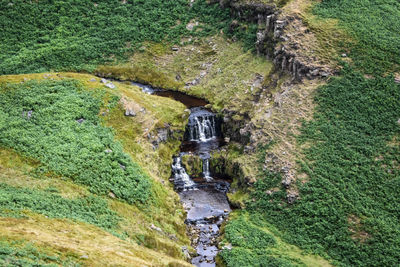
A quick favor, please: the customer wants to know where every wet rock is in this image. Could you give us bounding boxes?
[124,109,136,117]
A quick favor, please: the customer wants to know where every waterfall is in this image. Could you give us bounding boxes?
[202,158,213,181]
[172,156,195,189]
[187,108,218,142]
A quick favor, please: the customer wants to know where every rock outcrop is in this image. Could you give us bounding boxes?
[213,0,333,80]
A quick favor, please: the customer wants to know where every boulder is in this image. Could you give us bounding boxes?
[124,109,136,117]
[105,82,116,89]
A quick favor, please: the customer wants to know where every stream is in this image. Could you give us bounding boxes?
[134,81,231,267]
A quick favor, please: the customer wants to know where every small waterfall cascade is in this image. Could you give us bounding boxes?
[202,158,212,181]
[172,155,195,190]
[187,108,218,142]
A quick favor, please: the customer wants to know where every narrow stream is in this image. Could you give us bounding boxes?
[134,81,231,267]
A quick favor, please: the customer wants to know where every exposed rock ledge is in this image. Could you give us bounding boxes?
[212,0,334,80]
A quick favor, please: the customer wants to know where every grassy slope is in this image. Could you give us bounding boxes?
[0,0,233,74]
[219,0,400,266]
[96,35,273,113]
[0,73,191,266]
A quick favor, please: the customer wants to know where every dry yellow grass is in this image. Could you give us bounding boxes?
[0,213,192,267]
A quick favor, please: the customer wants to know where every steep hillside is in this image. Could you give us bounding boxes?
[0,73,192,266]
[0,0,399,266]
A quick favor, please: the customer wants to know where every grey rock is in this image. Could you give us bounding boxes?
[104,149,112,153]
[27,110,33,119]
[172,46,179,51]
[140,108,146,114]
[105,82,116,89]
[150,224,162,232]
[156,128,168,143]
[124,109,136,117]
[100,78,108,84]
[282,176,292,188]
[22,110,33,120]
[119,164,126,170]
[320,71,330,77]
[182,246,191,260]
[244,145,255,153]
[310,69,319,76]
[89,78,96,82]
[287,193,298,204]
[76,118,84,124]
[80,255,89,259]
[341,53,347,57]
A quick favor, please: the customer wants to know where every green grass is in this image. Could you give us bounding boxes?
[224,215,276,249]
[314,0,400,74]
[220,1,400,266]
[0,0,245,75]
[247,68,400,266]
[219,213,325,267]
[0,183,119,230]
[0,79,151,204]
[0,239,79,267]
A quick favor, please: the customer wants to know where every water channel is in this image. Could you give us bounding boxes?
[134,81,231,267]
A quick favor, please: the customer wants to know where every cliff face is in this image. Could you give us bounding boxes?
[217,0,334,81]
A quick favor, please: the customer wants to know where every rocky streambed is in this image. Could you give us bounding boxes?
[133,81,231,266]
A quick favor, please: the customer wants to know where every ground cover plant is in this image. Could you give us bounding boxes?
[221,1,400,266]
[0,239,80,267]
[0,0,260,75]
[314,0,400,74]
[0,183,119,230]
[0,79,151,204]
[234,69,400,266]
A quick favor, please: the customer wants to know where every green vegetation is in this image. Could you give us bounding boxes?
[0,239,79,267]
[219,212,330,267]
[314,0,400,74]
[0,0,258,75]
[224,215,276,249]
[247,69,400,266]
[221,1,400,266]
[0,183,119,230]
[0,79,151,204]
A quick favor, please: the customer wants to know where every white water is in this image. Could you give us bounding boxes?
[202,158,213,181]
[172,156,195,188]
[188,108,217,142]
